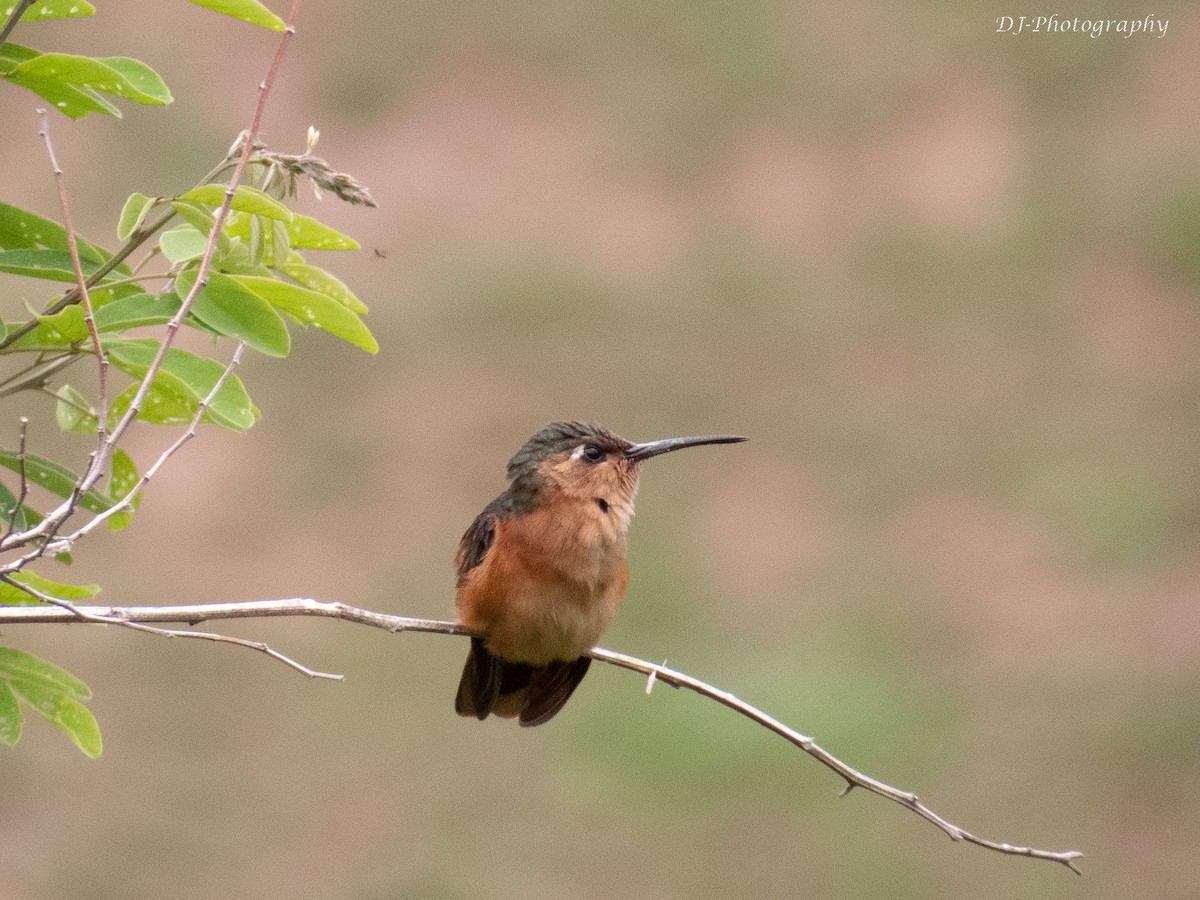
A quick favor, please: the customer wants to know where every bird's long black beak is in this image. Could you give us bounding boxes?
[623,434,746,462]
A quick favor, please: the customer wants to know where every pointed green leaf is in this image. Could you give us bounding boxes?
[0,681,20,746]
[0,201,111,269]
[233,275,377,353]
[0,450,119,514]
[107,375,196,428]
[0,646,92,697]
[185,0,285,31]
[180,184,292,222]
[17,0,96,21]
[54,383,97,434]
[105,449,140,531]
[226,211,357,250]
[7,305,88,348]
[104,339,258,431]
[0,248,110,282]
[93,292,182,332]
[269,217,290,266]
[0,481,27,531]
[279,262,368,314]
[3,64,121,119]
[6,52,169,105]
[8,678,101,757]
[176,269,289,357]
[94,57,171,105]
[287,214,358,250]
[117,192,154,241]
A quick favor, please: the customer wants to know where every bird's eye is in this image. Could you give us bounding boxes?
[582,445,605,464]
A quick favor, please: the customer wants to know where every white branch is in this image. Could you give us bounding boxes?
[0,598,1083,874]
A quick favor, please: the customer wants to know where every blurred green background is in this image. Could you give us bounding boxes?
[2,2,1198,897]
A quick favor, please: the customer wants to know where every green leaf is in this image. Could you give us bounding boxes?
[0,201,111,268]
[0,450,120,515]
[0,248,109,282]
[36,305,87,345]
[233,275,378,353]
[8,678,101,757]
[185,0,286,31]
[0,481,27,531]
[226,211,357,250]
[279,262,368,314]
[54,383,97,434]
[5,305,88,348]
[95,57,171,105]
[176,269,289,357]
[105,449,140,531]
[104,339,258,431]
[159,225,208,264]
[0,681,20,746]
[287,214,358,250]
[3,61,121,119]
[93,292,181,332]
[17,0,96,22]
[117,192,154,241]
[6,52,170,106]
[180,184,292,222]
[0,646,92,696]
[107,376,196,428]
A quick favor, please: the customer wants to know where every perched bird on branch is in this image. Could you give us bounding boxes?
[454,421,744,726]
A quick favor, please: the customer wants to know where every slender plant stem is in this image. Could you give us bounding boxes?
[0,0,34,46]
[0,598,1083,874]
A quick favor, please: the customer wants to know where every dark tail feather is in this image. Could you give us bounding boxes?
[456,640,590,726]
[455,637,500,719]
[456,638,533,720]
[519,656,591,727]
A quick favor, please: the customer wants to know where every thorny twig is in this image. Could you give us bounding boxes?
[0,598,1083,874]
[37,110,109,448]
[0,0,304,564]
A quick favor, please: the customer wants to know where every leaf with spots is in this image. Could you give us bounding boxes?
[0,248,111,283]
[0,681,20,747]
[225,211,358,250]
[176,268,290,358]
[180,184,292,222]
[0,647,93,696]
[232,275,378,353]
[0,480,27,532]
[7,677,101,757]
[104,339,259,432]
[15,0,96,23]
[54,383,97,434]
[279,262,368,314]
[184,0,285,31]
[93,292,181,332]
[5,52,170,106]
[0,200,112,267]
[105,450,141,531]
[0,450,120,515]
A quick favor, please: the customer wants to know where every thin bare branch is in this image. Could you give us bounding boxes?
[2,417,29,543]
[37,110,109,447]
[0,583,341,680]
[0,3,304,558]
[0,0,34,47]
[0,597,1082,873]
[47,342,247,552]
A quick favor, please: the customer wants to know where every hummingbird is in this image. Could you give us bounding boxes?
[454,421,745,726]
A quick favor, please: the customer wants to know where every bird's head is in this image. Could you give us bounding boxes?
[502,421,744,519]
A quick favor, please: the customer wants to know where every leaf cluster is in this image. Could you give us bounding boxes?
[0,0,376,755]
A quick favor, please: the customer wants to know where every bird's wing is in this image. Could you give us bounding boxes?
[455,497,502,586]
